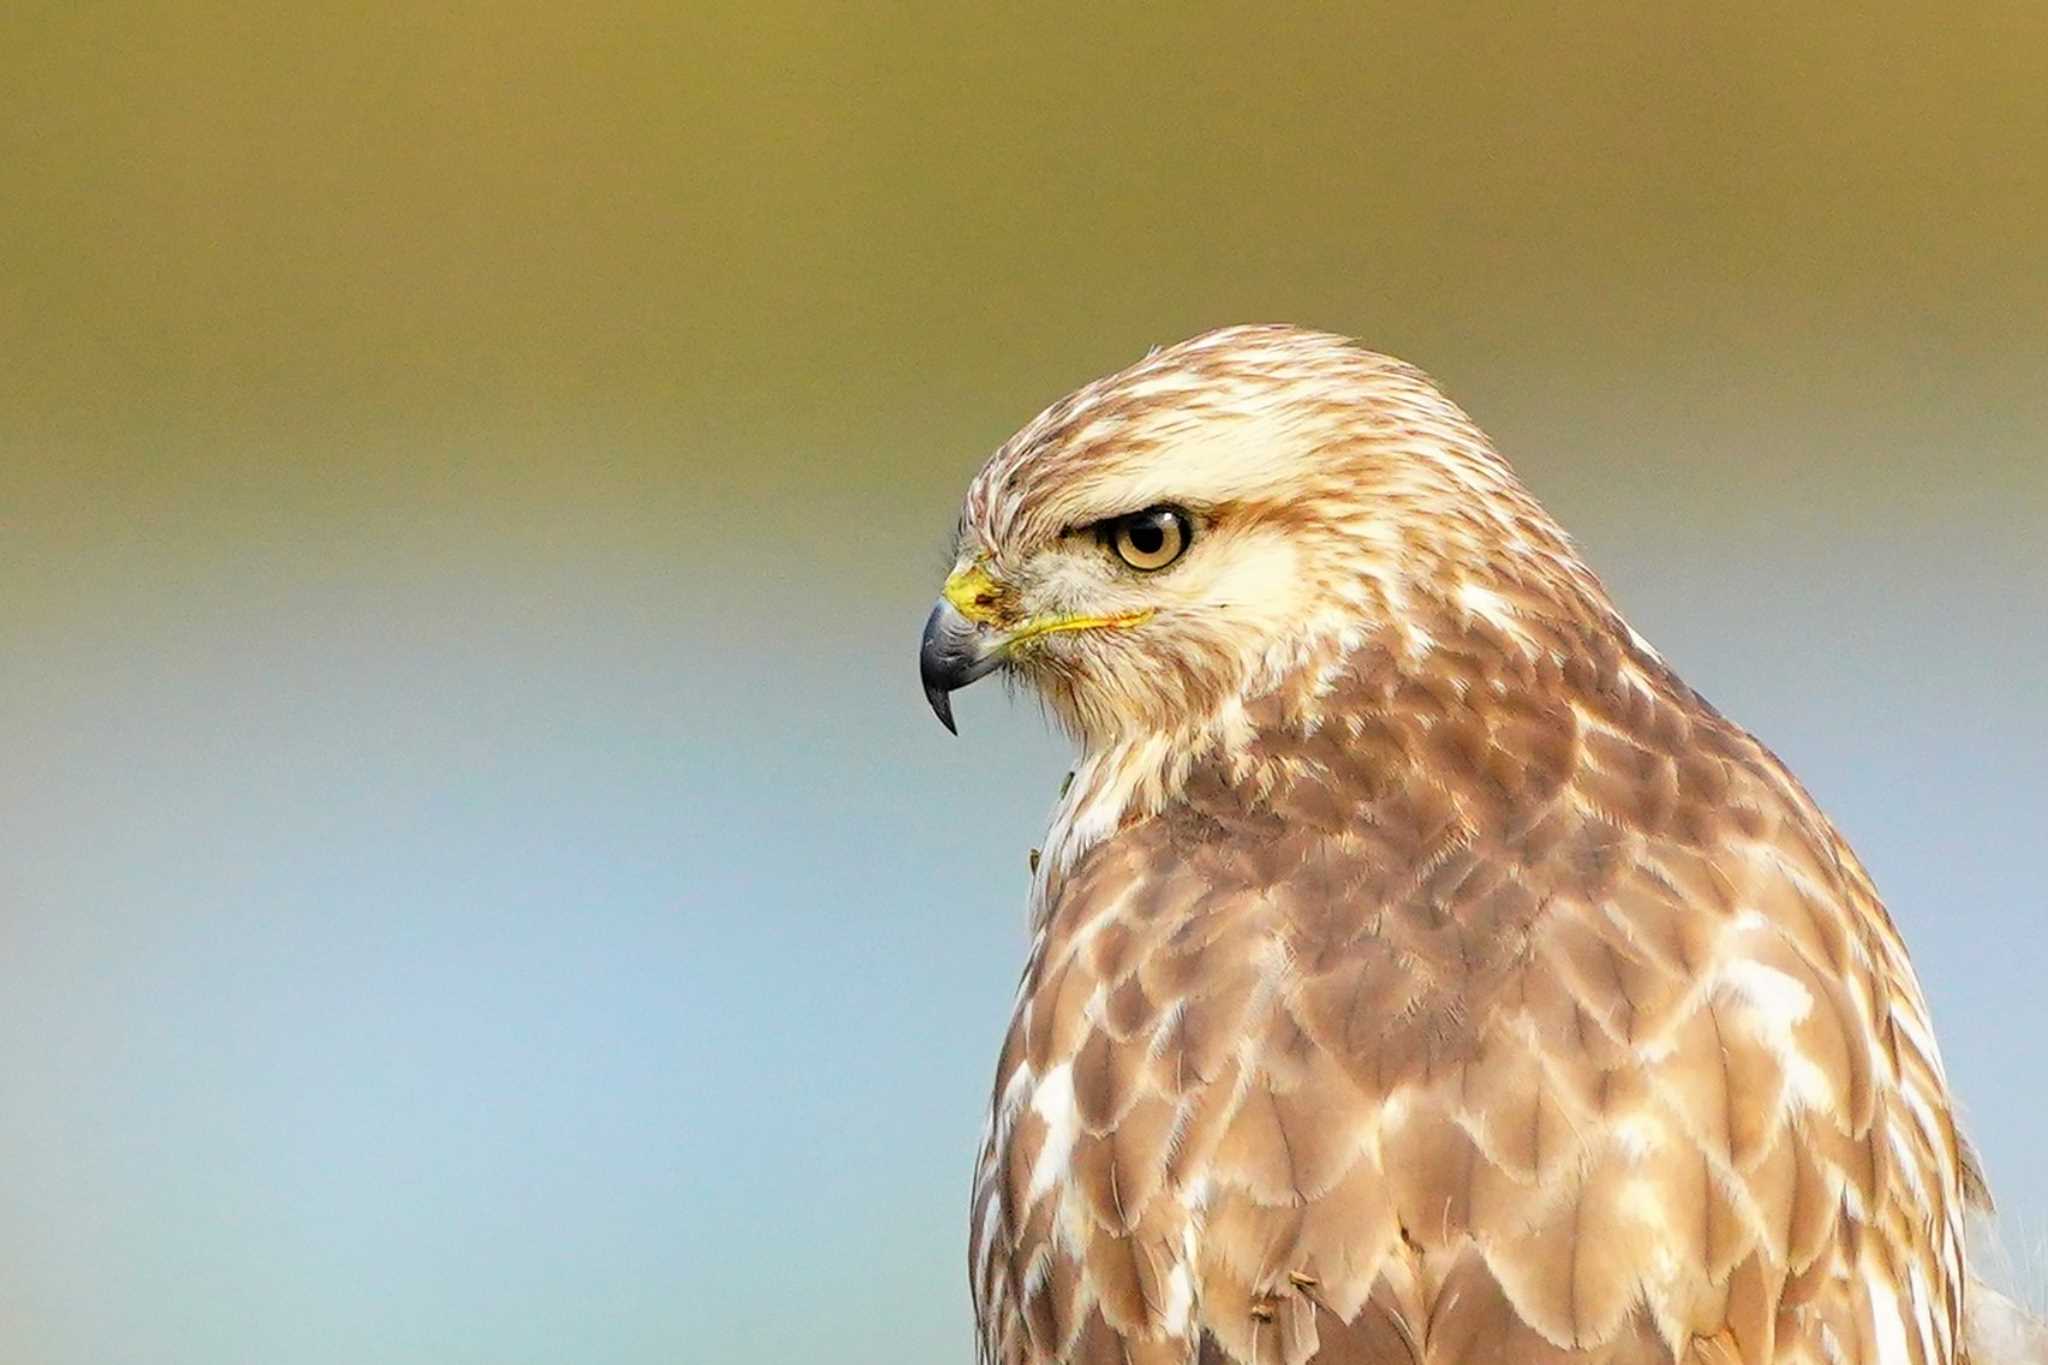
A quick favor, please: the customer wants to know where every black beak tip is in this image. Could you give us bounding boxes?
[924,680,958,735]
[919,601,962,734]
[921,598,999,735]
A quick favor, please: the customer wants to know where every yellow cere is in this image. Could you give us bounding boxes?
[942,563,1154,641]
[1005,609,1155,645]
[942,563,1007,625]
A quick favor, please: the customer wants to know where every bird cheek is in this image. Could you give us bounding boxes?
[1015,623,1107,681]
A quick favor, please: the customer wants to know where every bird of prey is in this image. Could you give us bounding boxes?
[918,327,2021,1365]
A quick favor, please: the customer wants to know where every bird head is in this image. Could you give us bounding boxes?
[920,325,1596,747]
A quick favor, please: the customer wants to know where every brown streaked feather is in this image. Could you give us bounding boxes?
[956,328,1981,1364]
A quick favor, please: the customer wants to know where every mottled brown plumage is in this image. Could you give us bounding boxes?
[924,327,1998,1365]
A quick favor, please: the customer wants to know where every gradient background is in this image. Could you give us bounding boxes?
[4,5,2044,1362]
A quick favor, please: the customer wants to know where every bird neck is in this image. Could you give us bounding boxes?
[1028,569,1675,928]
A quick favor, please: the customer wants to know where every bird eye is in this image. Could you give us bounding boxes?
[1106,506,1191,572]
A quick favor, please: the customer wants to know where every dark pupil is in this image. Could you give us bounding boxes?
[1127,518,1167,555]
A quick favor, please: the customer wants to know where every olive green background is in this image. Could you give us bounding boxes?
[4,5,2043,1362]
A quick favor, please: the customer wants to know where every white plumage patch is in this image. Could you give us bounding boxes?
[1718,956,1836,1111]
[1026,1062,1079,1201]
[1865,1276,1918,1365]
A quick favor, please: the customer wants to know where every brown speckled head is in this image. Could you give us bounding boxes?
[928,325,1606,746]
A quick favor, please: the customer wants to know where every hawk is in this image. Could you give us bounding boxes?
[918,327,2030,1365]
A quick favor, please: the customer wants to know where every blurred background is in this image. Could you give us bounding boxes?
[3,4,2044,1361]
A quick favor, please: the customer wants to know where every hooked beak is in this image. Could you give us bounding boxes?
[919,597,1004,735]
[919,560,1154,734]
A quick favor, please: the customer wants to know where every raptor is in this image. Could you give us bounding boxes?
[919,326,2024,1365]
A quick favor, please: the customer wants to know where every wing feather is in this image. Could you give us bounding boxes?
[973,622,1971,1365]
